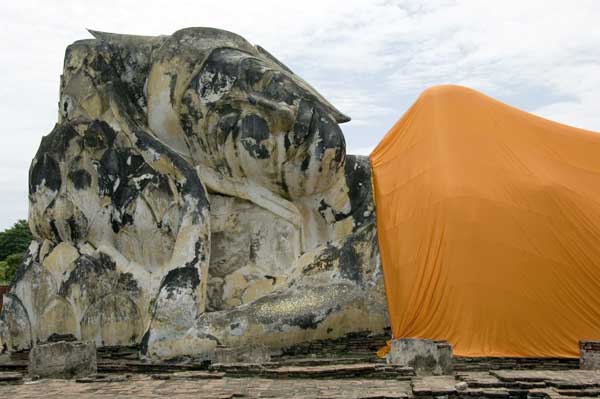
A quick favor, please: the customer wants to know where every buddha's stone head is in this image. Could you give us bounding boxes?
[146,28,350,199]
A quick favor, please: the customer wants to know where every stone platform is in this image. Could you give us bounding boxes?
[2,368,600,398]
[0,374,413,398]
[0,345,591,399]
[0,332,587,398]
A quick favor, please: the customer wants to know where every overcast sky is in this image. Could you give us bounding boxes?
[1,0,599,229]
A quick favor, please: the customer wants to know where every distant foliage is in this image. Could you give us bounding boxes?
[0,220,32,261]
[0,260,6,283]
[3,253,24,283]
[0,220,32,284]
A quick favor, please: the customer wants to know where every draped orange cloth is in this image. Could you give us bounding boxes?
[370,85,600,358]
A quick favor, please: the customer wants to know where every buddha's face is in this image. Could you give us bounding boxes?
[148,45,347,199]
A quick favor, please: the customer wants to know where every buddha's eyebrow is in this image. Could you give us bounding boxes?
[247,92,290,110]
[246,92,295,129]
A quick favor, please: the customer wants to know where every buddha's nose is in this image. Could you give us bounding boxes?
[315,108,346,170]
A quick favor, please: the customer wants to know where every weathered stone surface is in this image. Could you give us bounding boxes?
[0,286,7,313]
[7,369,600,399]
[276,329,390,359]
[29,341,96,379]
[411,375,457,396]
[580,340,600,370]
[75,374,129,383]
[453,356,578,372]
[388,339,453,375]
[0,374,414,398]
[207,194,299,311]
[0,372,22,385]
[209,362,415,379]
[213,346,271,364]
[1,344,598,399]
[0,27,387,360]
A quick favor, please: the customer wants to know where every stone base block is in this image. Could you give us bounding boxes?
[0,372,23,385]
[580,340,600,369]
[387,338,452,375]
[213,345,271,364]
[29,341,97,379]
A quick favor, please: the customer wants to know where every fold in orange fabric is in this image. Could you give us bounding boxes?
[370,85,600,358]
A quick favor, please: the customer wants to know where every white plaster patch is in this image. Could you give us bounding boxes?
[197,71,236,104]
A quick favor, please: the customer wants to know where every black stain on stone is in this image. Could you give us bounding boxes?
[97,148,119,196]
[132,126,209,211]
[117,272,139,294]
[159,266,201,300]
[194,48,242,101]
[300,155,311,172]
[343,155,374,230]
[140,329,150,355]
[68,169,92,190]
[292,313,321,329]
[49,219,62,243]
[183,240,207,270]
[264,275,277,285]
[240,57,266,88]
[46,333,77,343]
[168,73,177,105]
[121,213,134,226]
[110,211,135,234]
[300,227,367,285]
[292,100,314,147]
[302,243,338,275]
[312,106,345,166]
[98,144,160,223]
[217,111,240,145]
[339,238,362,284]
[239,114,270,159]
[36,123,79,157]
[180,92,204,140]
[318,199,350,223]
[89,51,117,85]
[287,306,336,330]
[62,97,71,118]
[59,253,117,297]
[262,74,296,105]
[29,124,81,195]
[30,154,61,194]
[66,215,85,242]
[83,120,116,150]
[110,219,120,234]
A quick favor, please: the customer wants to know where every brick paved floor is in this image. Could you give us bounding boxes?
[0,375,412,398]
[5,369,600,398]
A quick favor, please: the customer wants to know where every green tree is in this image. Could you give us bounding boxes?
[0,220,32,284]
[3,253,23,283]
[0,220,32,261]
[0,260,6,283]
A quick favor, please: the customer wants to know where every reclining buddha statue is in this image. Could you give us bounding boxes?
[0,27,387,359]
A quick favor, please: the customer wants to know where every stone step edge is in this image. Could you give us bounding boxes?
[208,362,416,379]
